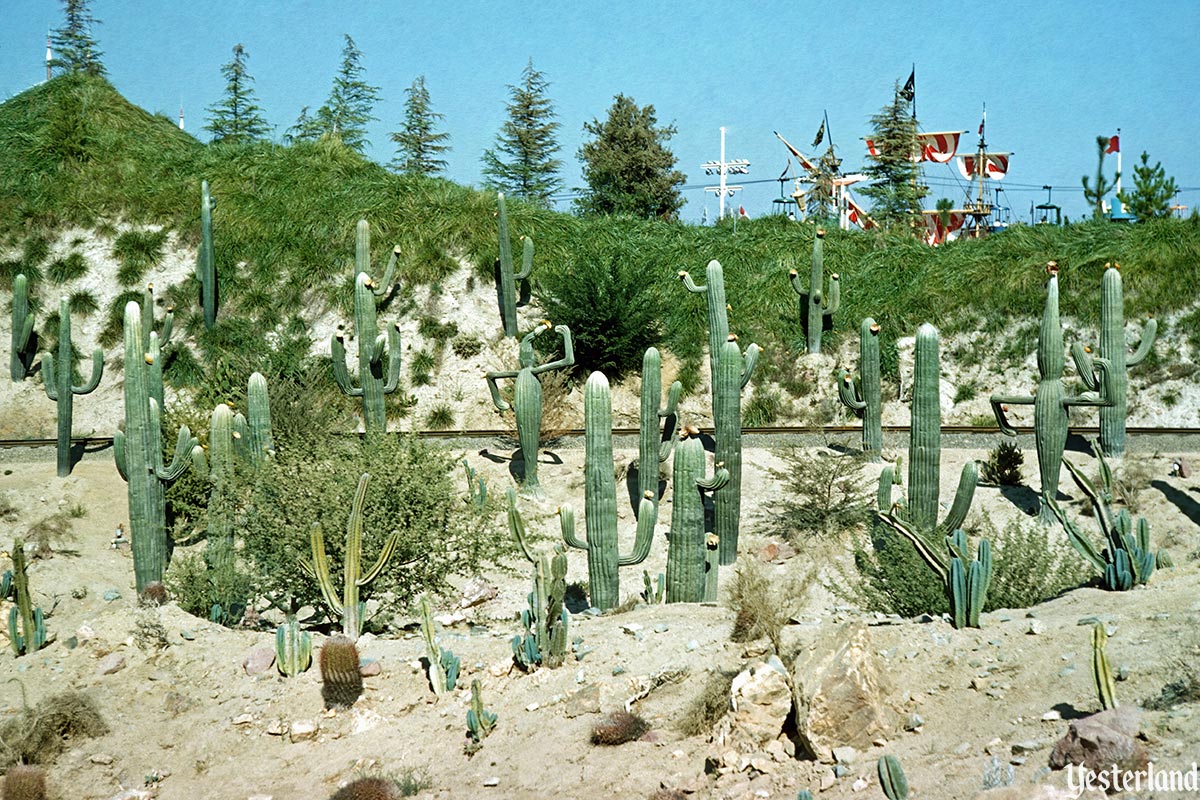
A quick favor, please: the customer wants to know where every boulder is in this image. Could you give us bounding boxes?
[1048,705,1148,774]
[728,656,792,747]
[791,622,895,761]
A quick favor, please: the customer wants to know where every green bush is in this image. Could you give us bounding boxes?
[768,446,871,541]
[48,252,89,283]
[981,441,1025,486]
[985,515,1089,611]
[451,332,483,359]
[848,525,950,618]
[112,228,167,286]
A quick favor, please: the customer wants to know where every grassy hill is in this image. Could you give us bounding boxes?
[2,74,1199,402]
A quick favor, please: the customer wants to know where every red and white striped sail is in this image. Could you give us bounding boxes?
[917,131,964,163]
[774,131,817,173]
[846,197,876,230]
[922,210,967,245]
[957,153,1011,181]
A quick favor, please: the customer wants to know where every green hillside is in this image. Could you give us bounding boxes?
[3,74,1198,398]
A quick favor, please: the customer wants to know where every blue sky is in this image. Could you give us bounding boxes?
[3,0,1198,223]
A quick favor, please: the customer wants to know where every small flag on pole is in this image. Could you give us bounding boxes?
[1105,134,1120,154]
[978,115,985,136]
[812,120,825,149]
[738,205,748,219]
[899,69,915,102]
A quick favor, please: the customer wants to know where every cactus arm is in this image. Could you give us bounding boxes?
[787,268,806,299]
[739,343,760,390]
[306,522,344,616]
[941,460,979,533]
[1045,497,1107,572]
[838,373,866,413]
[679,270,707,294]
[113,431,128,481]
[42,353,59,401]
[75,349,104,393]
[877,463,897,511]
[1071,343,1100,392]
[697,465,730,492]
[484,370,515,412]
[330,335,364,397]
[381,324,402,394]
[824,272,841,316]
[989,394,1032,436]
[876,511,949,583]
[516,236,534,280]
[559,504,587,551]
[357,532,400,586]
[617,494,657,566]
[1126,318,1157,366]
[507,489,539,562]
[1064,356,1116,407]
[341,473,369,592]
[150,401,195,481]
[657,381,682,462]
[531,325,575,375]
[372,245,400,298]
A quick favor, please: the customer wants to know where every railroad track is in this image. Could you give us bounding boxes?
[3,425,1200,450]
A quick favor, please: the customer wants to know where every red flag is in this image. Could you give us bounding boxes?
[977,119,984,135]
[738,205,748,219]
[1105,135,1120,154]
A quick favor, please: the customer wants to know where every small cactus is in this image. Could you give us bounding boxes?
[8,539,46,657]
[42,296,103,477]
[465,679,497,754]
[1092,623,1118,710]
[418,594,459,696]
[10,273,37,381]
[275,618,312,677]
[788,229,840,355]
[509,489,569,669]
[877,754,909,800]
[319,634,363,709]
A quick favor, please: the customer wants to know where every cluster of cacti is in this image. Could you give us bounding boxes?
[508,489,569,669]
[10,273,36,381]
[331,272,403,434]
[991,263,1116,522]
[114,301,198,594]
[1092,622,1118,710]
[878,755,909,800]
[636,347,680,507]
[789,229,841,355]
[837,317,883,461]
[641,570,664,604]
[465,678,497,752]
[878,517,993,628]
[319,634,363,709]
[8,539,46,657]
[665,427,729,603]
[1072,263,1157,457]
[198,180,217,329]
[192,373,274,479]
[461,459,488,508]
[712,335,759,565]
[495,192,534,337]
[303,472,400,638]
[1048,456,1158,591]
[275,617,312,677]
[418,594,460,696]
[560,371,657,610]
[42,296,103,477]
[485,322,574,498]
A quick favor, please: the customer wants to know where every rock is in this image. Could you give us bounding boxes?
[832,745,858,764]
[1011,740,1043,754]
[359,659,381,677]
[242,647,275,676]
[791,623,895,762]
[1027,619,1046,635]
[76,624,95,642]
[232,713,255,726]
[90,753,114,765]
[289,720,319,743]
[459,576,498,608]
[1172,457,1189,478]
[904,713,924,731]
[563,684,601,718]
[102,589,121,602]
[265,720,288,736]
[435,611,467,627]
[619,622,644,636]
[96,653,125,675]
[1048,706,1147,774]
[726,657,792,749]
[756,542,781,562]
[482,776,499,787]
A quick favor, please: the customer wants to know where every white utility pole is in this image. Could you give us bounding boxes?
[702,127,750,220]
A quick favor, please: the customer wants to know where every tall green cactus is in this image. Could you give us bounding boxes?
[198,180,217,329]
[508,489,568,669]
[991,263,1116,522]
[495,192,534,337]
[789,229,840,355]
[304,472,399,639]
[637,347,680,508]
[837,317,883,461]
[43,297,103,477]
[246,371,274,465]
[354,218,399,298]
[1091,623,1118,710]
[713,335,760,565]
[418,594,460,695]
[561,371,657,610]
[140,283,174,351]
[114,301,197,594]
[666,427,730,603]
[331,273,402,433]
[8,539,46,657]
[678,260,730,388]
[10,273,36,381]
[485,322,575,498]
[1072,264,1156,456]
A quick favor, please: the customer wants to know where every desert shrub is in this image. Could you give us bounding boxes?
[984,514,1089,610]
[47,251,88,283]
[848,525,950,618]
[450,332,483,359]
[98,289,144,347]
[0,690,107,769]
[981,441,1024,486]
[768,446,871,541]
[743,384,785,427]
[678,669,736,736]
[20,235,49,269]
[240,433,504,622]
[112,229,167,286]
[410,350,435,386]
[418,315,458,343]
[68,289,99,316]
[535,231,665,378]
[424,403,455,430]
[727,558,810,661]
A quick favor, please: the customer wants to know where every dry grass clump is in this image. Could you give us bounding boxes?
[590,710,650,745]
[0,690,107,769]
[677,670,736,737]
[727,558,810,660]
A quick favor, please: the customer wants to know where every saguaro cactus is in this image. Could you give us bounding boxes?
[331,273,402,433]
[354,218,399,298]
[198,180,217,329]
[678,260,730,387]
[114,302,197,594]
[561,372,657,610]
[991,263,1116,521]
[43,297,103,477]
[509,489,568,669]
[636,347,681,508]
[496,192,534,337]
[304,472,399,639]
[1073,263,1156,457]
[485,322,575,498]
[713,335,760,565]
[666,426,730,603]
[10,273,36,381]
[8,539,46,656]
[789,229,840,355]
[837,317,883,461]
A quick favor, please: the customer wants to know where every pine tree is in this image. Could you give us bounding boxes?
[576,94,685,219]
[289,35,380,153]
[859,84,926,229]
[49,0,105,78]
[481,60,562,205]
[389,75,450,177]
[1117,152,1178,221]
[205,44,270,145]
[1082,136,1118,218]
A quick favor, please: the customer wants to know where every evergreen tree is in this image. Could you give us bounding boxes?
[1117,151,1178,221]
[49,0,105,78]
[205,44,270,145]
[389,75,450,177]
[806,144,842,218]
[481,60,562,205]
[289,35,380,152]
[859,84,926,229]
[1082,136,1118,218]
[576,94,685,219]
